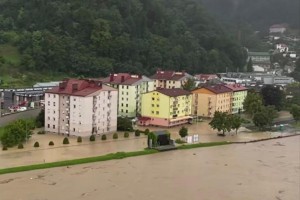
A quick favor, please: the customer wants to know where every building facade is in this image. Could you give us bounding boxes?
[224,84,248,114]
[192,85,232,118]
[101,73,154,117]
[139,88,192,127]
[151,70,193,89]
[45,79,118,136]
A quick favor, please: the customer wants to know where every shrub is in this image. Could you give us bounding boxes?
[135,129,140,137]
[37,131,45,135]
[113,133,118,139]
[175,138,186,144]
[179,126,188,138]
[77,136,82,143]
[144,129,150,135]
[63,137,69,144]
[2,146,8,151]
[90,135,95,142]
[18,143,24,149]
[49,141,54,146]
[34,142,39,147]
[101,134,107,140]
[124,132,129,138]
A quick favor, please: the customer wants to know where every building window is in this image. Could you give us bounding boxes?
[126,92,129,95]
[73,128,75,132]
[48,117,50,120]
[53,110,56,114]
[74,105,76,108]
[53,102,56,106]
[48,94,50,98]
[152,97,155,100]
[126,110,128,113]
[53,125,55,129]
[53,117,55,121]
[152,111,154,114]
[126,104,128,107]
[156,111,159,114]
[54,95,56,98]
[127,86,129,89]
[152,104,154,107]
[157,104,159,107]
[48,124,50,128]
[121,103,123,107]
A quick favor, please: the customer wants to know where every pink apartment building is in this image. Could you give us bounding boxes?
[45,79,118,136]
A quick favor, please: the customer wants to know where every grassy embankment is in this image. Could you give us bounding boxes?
[0,141,230,175]
[0,44,67,88]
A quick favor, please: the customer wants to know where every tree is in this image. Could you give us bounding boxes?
[209,111,231,135]
[182,78,196,91]
[246,58,253,72]
[243,92,263,117]
[0,120,32,147]
[35,109,45,128]
[261,85,284,110]
[117,117,133,131]
[179,126,188,138]
[229,115,243,135]
[253,106,278,130]
[290,104,300,123]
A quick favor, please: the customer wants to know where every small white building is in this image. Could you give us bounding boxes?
[269,24,287,34]
[276,44,289,52]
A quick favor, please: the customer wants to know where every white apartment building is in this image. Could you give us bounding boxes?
[45,79,118,136]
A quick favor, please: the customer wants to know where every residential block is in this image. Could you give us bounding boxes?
[139,88,192,127]
[45,79,118,136]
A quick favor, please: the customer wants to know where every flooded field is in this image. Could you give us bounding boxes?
[0,136,299,200]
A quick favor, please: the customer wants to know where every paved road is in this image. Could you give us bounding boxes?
[0,109,41,127]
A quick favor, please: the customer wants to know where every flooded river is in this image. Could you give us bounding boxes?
[0,136,299,200]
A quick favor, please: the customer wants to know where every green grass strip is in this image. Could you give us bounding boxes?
[177,141,231,150]
[0,141,231,175]
[0,149,158,175]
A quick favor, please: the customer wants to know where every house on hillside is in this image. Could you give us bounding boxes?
[269,24,287,34]
[139,88,192,127]
[151,70,193,89]
[45,79,118,136]
[100,73,154,117]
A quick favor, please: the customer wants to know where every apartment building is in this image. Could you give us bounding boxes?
[45,79,118,136]
[224,84,248,114]
[101,73,154,117]
[139,88,192,127]
[192,85,232,118]
[151,70,193,89]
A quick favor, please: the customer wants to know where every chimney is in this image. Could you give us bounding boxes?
[110,74,114,82]
[121,76,125,83]
[72,83,78,91]
[59,81,67,90]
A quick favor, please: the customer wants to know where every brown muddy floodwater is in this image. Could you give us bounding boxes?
[0,136,299,200]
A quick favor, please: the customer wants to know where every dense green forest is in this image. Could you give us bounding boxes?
[0,0,247,78]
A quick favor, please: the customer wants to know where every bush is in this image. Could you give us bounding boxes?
[34,142,39,147]
[101,134,107,140]
[18,143,24,149]
[175,138,186,144]
[135,130,141,137]
[77,136,82,143]
[113,133,118,139]
[90,135,95,142]
[49,141,54,146]
[63,137,69,144]
[179,126,188,138]
[124,132,129,138]
[2,146,8,151]
[144,129,150,135]
[37,131,45,135]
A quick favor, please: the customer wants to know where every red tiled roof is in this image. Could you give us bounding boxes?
[151,70,186,80]
[194,74,218,81]
[224,84,248,92]
[157,88,191,97]
[204,84,232,94]
[100,73,142,85]
[46,79,105,97]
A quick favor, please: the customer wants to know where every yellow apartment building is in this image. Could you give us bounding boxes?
[139,88,192,127]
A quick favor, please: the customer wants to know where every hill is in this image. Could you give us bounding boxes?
[0,0,247,81]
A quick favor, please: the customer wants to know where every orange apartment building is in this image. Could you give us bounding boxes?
[192,85,232,118]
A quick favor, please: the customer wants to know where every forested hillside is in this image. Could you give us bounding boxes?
[0,0,246,78]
